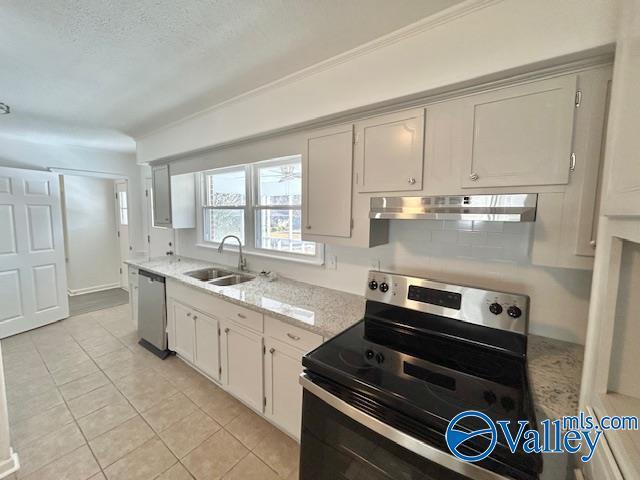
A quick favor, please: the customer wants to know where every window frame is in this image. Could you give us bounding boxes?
[197,156,324,265]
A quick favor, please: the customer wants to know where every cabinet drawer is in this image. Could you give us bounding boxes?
[223,303,263,333]
[128,266,139,284]
[265,316,323,352]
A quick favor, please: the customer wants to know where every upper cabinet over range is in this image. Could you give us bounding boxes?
[355,108,425,193]
[459,75,578,188]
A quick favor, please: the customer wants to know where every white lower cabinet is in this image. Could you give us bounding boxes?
[220,320,264,413]
[128,266,139,329]
[169,299,195,363]
[194,313,221,381]
[264,337,304,439]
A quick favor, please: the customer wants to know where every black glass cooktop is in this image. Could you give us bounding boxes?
[303,304,541,476]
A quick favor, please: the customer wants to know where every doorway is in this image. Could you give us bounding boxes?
[115,180,130,288]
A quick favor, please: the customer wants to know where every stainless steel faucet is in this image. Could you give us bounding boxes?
[217,235,247,271]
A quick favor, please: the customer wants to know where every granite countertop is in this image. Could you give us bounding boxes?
[126,256,366,338]
[127,256,584,420]
[527,334,585,421]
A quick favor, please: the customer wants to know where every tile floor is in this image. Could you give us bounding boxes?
[1,304,300,480]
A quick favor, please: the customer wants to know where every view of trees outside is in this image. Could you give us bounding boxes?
[203,158,316,256]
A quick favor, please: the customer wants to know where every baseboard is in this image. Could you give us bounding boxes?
[67,282,121,296]
[0,449,20,479]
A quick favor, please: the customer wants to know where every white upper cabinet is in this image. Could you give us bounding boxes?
[302,124,353,239]
[355,108,425,192]
[460,75,578,188]
[151,165,196,229]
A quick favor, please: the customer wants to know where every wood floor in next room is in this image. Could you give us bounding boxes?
[1,304,300,480]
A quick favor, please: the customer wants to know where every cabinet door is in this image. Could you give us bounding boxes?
[356,108,424,192]
[220,322,263,412]
[194,313,220,381]
[461,76,577,188]
[171,300,195,363]
[264,338,304,439]
[152,165,172,226]
[303,124,353,238]
[130,283,139,330]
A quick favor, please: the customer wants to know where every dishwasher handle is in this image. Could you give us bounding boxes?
[139,269,165,283]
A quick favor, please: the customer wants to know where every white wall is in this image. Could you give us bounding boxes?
[63,175,121,294]
[0,136,145,256]
[177,218,593,345]
[136,0,617,162]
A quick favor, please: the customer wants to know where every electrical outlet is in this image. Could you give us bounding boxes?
[327,255,338,270]
[370,259,381,271]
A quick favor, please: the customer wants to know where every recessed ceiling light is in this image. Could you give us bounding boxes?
[0,103,10,114]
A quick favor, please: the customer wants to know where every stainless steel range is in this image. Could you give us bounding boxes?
[299,271,541,480]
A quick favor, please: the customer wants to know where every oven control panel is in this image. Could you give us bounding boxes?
[366,271,529,335]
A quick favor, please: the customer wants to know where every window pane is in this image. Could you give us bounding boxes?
[204,209,244,244]
[120,208,128,225]
[119,191,128,225]
[257,209,316,255]
[207,169,246,206]
[257,158,302,206]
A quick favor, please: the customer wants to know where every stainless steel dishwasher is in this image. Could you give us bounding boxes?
[138,269,171,359]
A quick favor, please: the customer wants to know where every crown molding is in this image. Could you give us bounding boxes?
[137,0,502,139]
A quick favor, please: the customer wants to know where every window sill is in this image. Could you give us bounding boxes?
[195,242,325,266]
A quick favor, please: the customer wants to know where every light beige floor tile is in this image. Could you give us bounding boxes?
[103,438,176,480]
[121,382,179,413]
[8,388,64,425]
[88,473,106,480]
[4,362,50,387]
[159,410,220,458]
[21,445,100,480]
[50,359,100,386]
[83,337,126,359]
[225,410,278,450]
[199,391,248,427]
[15,423,86,477]
[155,462,194,480]
[182,429,248,480]
[221,453,278,480]
[6,374,56,404]
[68,384,125,419]
[141,392,199,433]
[77,401,137,440]
[92,347,134,371]
[252,428,300,478]
[59,371,110,401]
[285,467,299,480]
[183,381,221,408]
[10,404,74,449]
[88,416,155,468]
[42,351,91,373]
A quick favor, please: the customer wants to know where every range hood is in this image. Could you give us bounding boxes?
[369,194,537,222]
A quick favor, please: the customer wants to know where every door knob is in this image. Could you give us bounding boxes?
[269,348,275,354]
[469,172,479,181]
[407,177,416,185]
[224,327,230,334]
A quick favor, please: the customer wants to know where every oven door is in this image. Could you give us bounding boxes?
[300,373,511,480]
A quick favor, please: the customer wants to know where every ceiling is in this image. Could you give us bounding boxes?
[0,0,463,149]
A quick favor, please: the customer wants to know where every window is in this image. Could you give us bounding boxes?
[200,155,322,262]
[203,167,246,244]
[118,190,128,225]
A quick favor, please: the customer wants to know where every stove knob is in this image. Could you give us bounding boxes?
[507,306,522,318]
[379,282,389,293]
[489,303,503,315]
[501,396,515,412]
[375,352,385,364]
[368,280,378,290]
[483,390,497,405]
[365,349,375,360]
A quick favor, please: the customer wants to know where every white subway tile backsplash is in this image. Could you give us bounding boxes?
[472,220,504,232]
[445,220,473,231]
[458,231,487,246]
[431,230,458,244]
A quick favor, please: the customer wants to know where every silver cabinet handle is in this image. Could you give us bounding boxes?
[193,315,197,320]
[590,240,596,248]
[269,348,275,354]
[407,177,416,185]
[306,225,311,229]
[237,313,246,319]
[286,333,301,341]
[186,312,191,317]
[469,172,479,181]
[224,327,230,334]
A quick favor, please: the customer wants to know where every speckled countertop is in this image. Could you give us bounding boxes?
[127,256,583,419]
[527,334,585,421]
[126,256,366,338]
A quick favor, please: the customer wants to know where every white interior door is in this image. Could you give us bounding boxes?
[115,180,130,288]
[0,166,69,338]
[145,178,174,258]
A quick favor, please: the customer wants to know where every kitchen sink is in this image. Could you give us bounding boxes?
[209,274,255,286]
[184,268,235,281]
